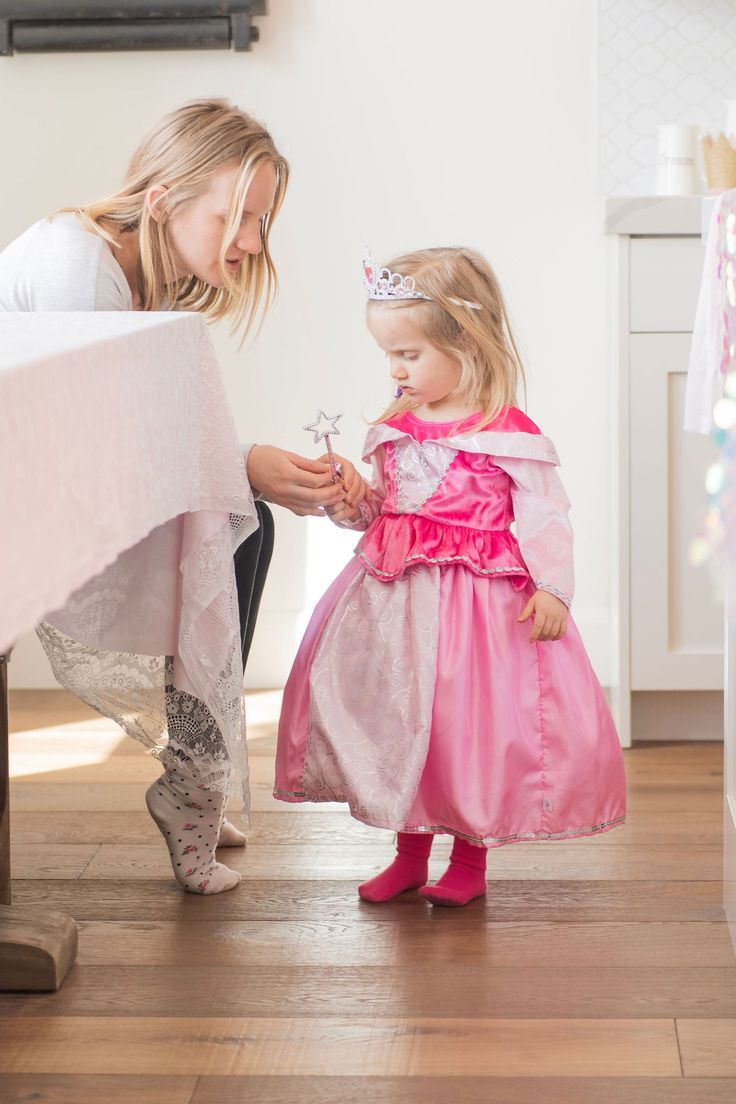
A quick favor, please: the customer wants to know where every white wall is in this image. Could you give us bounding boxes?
[2,0,613,688]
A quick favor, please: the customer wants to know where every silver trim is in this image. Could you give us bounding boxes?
[357,549,528,580]
[533,579,572,609]
[271,788,626,845]
[363,423,560,466]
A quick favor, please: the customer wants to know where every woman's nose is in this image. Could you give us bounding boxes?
[234,227,262,255]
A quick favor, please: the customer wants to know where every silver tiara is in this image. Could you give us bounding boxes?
[362,249,482,310]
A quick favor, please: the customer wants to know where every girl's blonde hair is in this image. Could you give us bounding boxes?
[62,98,289,337]
[370,246,527,428]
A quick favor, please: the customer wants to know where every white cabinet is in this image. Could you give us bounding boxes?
[608,199,723,745]
[629,237,705,331]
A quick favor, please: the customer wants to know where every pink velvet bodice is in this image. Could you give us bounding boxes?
[380,426,516,531]
[348,407,575,607]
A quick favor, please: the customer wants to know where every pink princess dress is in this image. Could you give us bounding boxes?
[274,405,626,846]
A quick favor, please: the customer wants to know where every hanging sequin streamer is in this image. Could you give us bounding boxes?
[690,192,736,591]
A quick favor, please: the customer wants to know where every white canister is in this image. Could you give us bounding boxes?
[656,124,701,195]
[726,100,736,139]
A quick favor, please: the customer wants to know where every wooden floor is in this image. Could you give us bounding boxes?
[1,689,735,1104]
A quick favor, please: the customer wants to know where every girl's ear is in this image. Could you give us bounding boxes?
[146,185,169,222]
[456,328,474,355]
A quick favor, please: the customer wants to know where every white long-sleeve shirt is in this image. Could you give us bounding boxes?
[0,212,133,312]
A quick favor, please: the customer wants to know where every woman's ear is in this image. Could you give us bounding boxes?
[146,185,168,222]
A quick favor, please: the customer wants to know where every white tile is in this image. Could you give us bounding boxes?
[599,0,736,194]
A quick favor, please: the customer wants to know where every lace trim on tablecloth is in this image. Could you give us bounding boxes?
[37,509,253,814]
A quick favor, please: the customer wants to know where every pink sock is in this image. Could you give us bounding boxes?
[358,832,434,902]
[419,836,487,907]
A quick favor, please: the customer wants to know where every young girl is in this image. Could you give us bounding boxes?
[274,246,626,907]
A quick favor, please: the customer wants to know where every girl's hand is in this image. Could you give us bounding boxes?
[518,590,569,643]
[325,500,363,525]
[322,460,370,525]
[318,453,368,509]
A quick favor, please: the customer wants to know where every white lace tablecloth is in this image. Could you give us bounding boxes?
[0,312,257,812]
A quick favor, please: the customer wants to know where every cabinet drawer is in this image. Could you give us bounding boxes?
[629,237,704,333]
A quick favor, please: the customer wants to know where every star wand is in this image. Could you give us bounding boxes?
[303,410,343,484]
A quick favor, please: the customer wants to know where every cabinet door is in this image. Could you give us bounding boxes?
[630,332,723,690]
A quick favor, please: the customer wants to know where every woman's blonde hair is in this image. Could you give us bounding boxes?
[62,98,289,337]
[370,246,527,428]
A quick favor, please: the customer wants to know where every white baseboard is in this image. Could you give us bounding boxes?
[243,609,302,690]
[632,690,723,742]
[8,604,615,691]
[7,629,55,689]
[7,613,302,692]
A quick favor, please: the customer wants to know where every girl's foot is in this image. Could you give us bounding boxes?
[218,819,247,847]
[358,831,433,902]
[145,769,241,894]
[419,836,487,907]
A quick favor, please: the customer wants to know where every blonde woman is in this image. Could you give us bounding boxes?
[0,98,355,515]
[0,99,360,893]
[274,246,626,908]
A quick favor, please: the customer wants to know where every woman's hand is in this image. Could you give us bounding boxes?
[246,445,347,517]
[518,590,569,643]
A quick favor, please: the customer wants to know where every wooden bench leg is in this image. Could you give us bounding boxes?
[0,652,78,990]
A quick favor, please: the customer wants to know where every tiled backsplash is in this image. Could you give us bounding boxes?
[600,0,736,194]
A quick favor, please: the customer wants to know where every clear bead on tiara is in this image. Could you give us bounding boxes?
[363,250,433,302]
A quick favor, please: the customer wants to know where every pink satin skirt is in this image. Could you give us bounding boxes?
[274,559,626,846]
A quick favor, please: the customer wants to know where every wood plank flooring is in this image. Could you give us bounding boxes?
[0,689,734,1104]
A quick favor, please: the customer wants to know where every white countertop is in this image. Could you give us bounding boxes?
[605,195,716,237]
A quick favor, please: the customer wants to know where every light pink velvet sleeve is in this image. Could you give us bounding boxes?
[332,445,388,531]
[492,455,575,608]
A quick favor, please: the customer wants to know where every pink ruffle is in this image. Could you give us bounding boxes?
[356,514,529,584]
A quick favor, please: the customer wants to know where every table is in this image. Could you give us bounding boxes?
[0,311,255,988]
